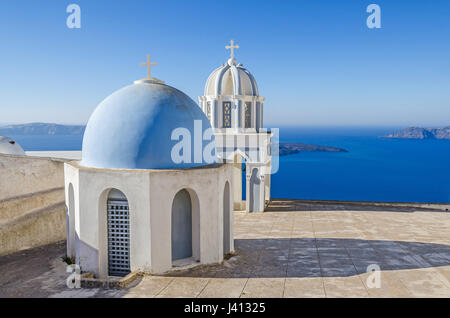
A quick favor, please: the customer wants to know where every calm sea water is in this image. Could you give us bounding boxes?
[9,127,450,203]
[272,127,450,203]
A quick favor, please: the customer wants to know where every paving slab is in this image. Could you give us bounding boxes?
[197,278,248,298]
[240,278,285,298]
[322,276,369,298]
[283,278,325,298]
[155,277,210,298]
[123,276,174,298]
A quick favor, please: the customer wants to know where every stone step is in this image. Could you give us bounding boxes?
[0,202,66,256]
[0,187,65,225]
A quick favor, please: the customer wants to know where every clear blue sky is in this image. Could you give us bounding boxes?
[0,0,449,127]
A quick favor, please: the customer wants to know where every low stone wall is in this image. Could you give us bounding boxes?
[0,203,66,256]
[0,153,67,256]
[0,153,65,201]
[268,198,450,212]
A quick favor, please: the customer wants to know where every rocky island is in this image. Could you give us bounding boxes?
[382,127,450,140]
[0,123,85,135]
[278,143,348,156]
[0,123,349,156]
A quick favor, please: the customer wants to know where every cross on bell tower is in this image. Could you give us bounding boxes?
[225,40,239,60]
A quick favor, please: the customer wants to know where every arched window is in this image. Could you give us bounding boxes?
[107,189,130,277]
[206,101,212,122]
[255,102,261,130]
[223,102,232,128]
[244,102,252,128]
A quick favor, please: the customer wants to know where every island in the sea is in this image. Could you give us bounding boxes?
[382,126,450,140]
[0,123,349,156]
[278,143,348,156]
[0,123,85,135]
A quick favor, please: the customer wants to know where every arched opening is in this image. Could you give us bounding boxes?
[244,102,252,128]
[223,181,231,254]
[107,189,130,277]
[231,152,246,211]
[171,189,193,262]
[249,168,261,212]
[67,183,75,258]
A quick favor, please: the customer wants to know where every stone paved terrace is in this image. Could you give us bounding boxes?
[0,199,449,298]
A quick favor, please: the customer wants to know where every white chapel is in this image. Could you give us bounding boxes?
[64,57,234,278]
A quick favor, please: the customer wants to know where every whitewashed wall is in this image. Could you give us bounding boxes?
[65,161,234,277]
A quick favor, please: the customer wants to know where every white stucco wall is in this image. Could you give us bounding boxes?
[65,163,151,276]
[65,161,233,278]
[148,164,233,273]
[213,131,272,212]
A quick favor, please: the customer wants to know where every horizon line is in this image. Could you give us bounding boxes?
[0,122,448,129]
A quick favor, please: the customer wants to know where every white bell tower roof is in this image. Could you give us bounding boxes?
[203,40,259,97]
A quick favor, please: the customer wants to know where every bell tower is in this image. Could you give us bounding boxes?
[199,41,272,212]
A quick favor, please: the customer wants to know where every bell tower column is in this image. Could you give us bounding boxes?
[210,99,217,128]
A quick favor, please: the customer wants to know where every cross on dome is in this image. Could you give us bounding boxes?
[135,54,164,84]
[140,54,157,79]
[225,40,239,60]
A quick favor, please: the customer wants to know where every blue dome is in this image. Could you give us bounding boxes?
[81,81,217,170]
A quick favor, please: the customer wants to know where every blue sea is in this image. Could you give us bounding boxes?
[9,126,450,203]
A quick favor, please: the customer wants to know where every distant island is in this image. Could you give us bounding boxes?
[0,123,349,155]
[382,127,450,140]
[0,123,85,135]
[278,143,348,156]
